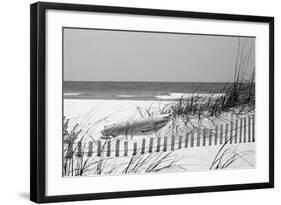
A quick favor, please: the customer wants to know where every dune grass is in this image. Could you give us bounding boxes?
[210,132,255,169]
[162,79,255,120]
[162,37,255,123]
[63,117,186,176]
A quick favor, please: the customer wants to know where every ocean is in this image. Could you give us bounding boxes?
[63,81,230,101]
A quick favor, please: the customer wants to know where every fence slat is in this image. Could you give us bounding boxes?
[235,119,238,143]
[202,128,206,146]
[115,139,120,157]
[97,140,101,157]
[171,135,175,150]
[77,141,82,157]
[220,124,223,144]
[252,115,255,142]
[163,136,168,151]
[230,121,233,144]
[214,126,218,145]
[225,123,229,144]
[149,138,153,153]
[124,141,128,156]
[178,135,183,149]
[66,142,73,159]
[197,128,201,147]
[185,133,189,148]
[248,116,251,142]
[141,139,146,154]
[88,141,93,157]
[243,117,247,143]
[209,129,212,146]
[191,130,194,147]
[133,142,137,155]
[107,140,111,156]
[156,137,161,152]
[239,118,243,143]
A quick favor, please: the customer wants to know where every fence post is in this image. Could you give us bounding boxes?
[141,139,146,154]
[163,136,168,151]
[214,126,218,145]
[252,115,255,142]
[209,129,212,146]
[107,140,111,157]
[149,138,153,153]
[202,128,206,146]
[197,128,201,147]
[243,117,247,143]
[248,116,251,142]
[115,139,120,157]
[239,118,243,143]
[235,119,238,143]
[97,140,101,157]
[178,135,183,149]
[77,141,82,157]
[133,142,137,155]
[220,124,223,144]
[230,121,233,144]
[225,123,229,144]
[66,142,73,159]
[156,137,161,152]
[124,141,128,156]
[88,141,93,157]
[191,130,194,147]
[185,133,189,148]
[171,135,175,150]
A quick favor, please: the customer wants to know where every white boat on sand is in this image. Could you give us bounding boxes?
[100,114,171,139]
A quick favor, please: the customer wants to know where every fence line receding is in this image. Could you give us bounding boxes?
[65,114,255,158]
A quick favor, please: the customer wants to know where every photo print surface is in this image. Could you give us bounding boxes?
[63,28,255,177]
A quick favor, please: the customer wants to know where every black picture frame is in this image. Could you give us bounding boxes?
[30,2,274,203]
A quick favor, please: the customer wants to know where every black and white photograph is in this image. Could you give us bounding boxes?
[28,1,274,203]
[63,28,256,177]
[0,0,278,204]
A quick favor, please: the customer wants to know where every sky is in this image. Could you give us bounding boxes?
[63,28,255,82]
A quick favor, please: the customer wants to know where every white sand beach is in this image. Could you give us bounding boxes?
[64,99,174,141]
[63,99,255,176]
[64,98,252,141]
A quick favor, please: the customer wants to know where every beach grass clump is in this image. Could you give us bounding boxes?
[210,134,255,169]
[122,151,186,174]
[164,38,255,122]
[162,74,255,121]
[63,116,91,176]
[63,116,186,176]
[63,116,82,145]
[222,37,255,113]
[87,151,186,176]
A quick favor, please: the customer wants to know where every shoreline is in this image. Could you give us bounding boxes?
[63,92,226,101]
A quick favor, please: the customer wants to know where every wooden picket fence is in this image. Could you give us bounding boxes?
[65,114,255,158]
